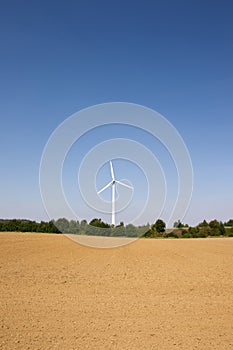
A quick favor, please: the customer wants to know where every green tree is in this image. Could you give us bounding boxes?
[209,219,221,236]
[68,220,79,234]
[152,219,166,233]
[197,226,210,238]
[89,218,110,228]
[111,222,126,237]
[47,220,61,233]
[173,220,185,228]
[227,227,233,237]
[219,221,225,235]
[125,224,137,237]
[224,219,233,227]
[198,220,208,227]
[55,218,69,233]
[136,224,150,237]
[188,226,199,237]
[87,218,111,236]
[79,219,87,232]
[209,219,219,229]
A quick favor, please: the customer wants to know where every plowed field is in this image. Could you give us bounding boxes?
[0,232,233,349]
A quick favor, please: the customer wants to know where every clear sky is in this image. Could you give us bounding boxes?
[0,0,232,226]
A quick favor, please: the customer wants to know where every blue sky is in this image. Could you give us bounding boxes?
[0,0,232,226]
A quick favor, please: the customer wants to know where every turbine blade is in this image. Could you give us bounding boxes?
[116,180,133,190]
[97,181,112,194]
[110,160,115,181]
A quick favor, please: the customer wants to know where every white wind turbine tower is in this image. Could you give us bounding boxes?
[97,161,133,226]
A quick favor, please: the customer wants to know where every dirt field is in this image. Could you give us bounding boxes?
[0,232,233,350]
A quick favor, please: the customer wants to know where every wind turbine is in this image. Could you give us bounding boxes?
[97,160,133,226]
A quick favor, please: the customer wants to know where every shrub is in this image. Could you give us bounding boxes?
[165,231,178,238]
[182,232,191,238]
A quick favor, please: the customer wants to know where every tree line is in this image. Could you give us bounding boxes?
[0,218,148,237]
[145,219,233,238]
[0,218,233,238]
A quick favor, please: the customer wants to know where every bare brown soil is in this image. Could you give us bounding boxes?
[0,232,233,350]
